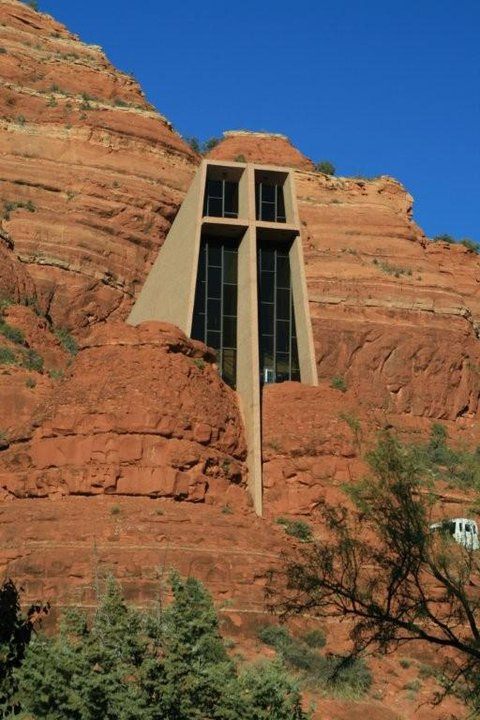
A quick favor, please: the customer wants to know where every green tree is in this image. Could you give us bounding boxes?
[16,574,309,719]
[314,161,335,175]
[0,579,48,715]
[269,433,480,711]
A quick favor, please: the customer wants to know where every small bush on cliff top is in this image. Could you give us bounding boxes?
[202,137,220,152]
[185,136,200,153]
[314,161,335,175]
[6,575,309,719]
[432,234,480,254]
[185,137,221,155]
[460,238,480,254]
[432,233,455,244]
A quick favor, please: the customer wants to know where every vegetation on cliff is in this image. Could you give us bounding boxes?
[1,574,309,719]
[270,432,480,712]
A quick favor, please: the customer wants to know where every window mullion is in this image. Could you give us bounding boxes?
[273,248,277,382]
[204,241,209,342]
[220,244,224,374]
[289,282,293,380]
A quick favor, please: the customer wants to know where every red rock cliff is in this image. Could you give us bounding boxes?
[0,0,199,331]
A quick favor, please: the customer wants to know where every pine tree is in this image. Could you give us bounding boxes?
[0,578,46,716]
[14,574,310,720]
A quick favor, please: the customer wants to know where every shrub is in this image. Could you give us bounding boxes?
[235,154,246,162]
[418,663,436,678]
[0,297,12,314]
[460,238,480,254]
[23,0,39,9]
[431,235,480,255]
[21,348,43,372]
[2,200,36,221]
[258,624,291,650]
[0,47,7,54]
[372,258,412,277]
[25,377,36,389]
[308,655,372,698]
[185,136,200,153]
[276,517,313,542]
[15,116,26,126]
[339,411,362,448]
[238,660,308,719]
[54,327,78,356]
[432,234,455,243]
[404,678,421,692]
[0,346,17,365]
[301,629,326,649]
[114,98,129,107]
[80,92,94,110]
[314,161,335,175]
[202,137,220,153]
[330,375,347,392]
[0,321,25,345]
[257,623,370,699]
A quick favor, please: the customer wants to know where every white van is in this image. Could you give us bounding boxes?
[429,518,480,551]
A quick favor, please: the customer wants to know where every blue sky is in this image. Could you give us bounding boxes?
[38,0,480,240]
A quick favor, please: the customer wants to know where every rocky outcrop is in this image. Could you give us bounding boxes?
[262,382,364,517]
[207,130,314,169]
[0,0,199,333]
[296,170,480,425]
[0,321,248,505]
[0,227,35,301]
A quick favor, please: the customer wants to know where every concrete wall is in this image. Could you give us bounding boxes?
[236,223,262,515]
[128,159,317,515]
[128,166,205,332]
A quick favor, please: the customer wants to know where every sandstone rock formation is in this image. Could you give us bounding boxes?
[0,321,248,506]
[0,0,199,332]
[207,129,314,169]
[296,170,480,427]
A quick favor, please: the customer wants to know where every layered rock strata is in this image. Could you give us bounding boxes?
[0,321,248,505]
[0,0,198,332]
[296,170,480,425]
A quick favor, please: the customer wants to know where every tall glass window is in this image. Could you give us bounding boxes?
[255,182,286,223]
[258,242,300,384]
[191,236,238,388]
[203,179,238,218]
